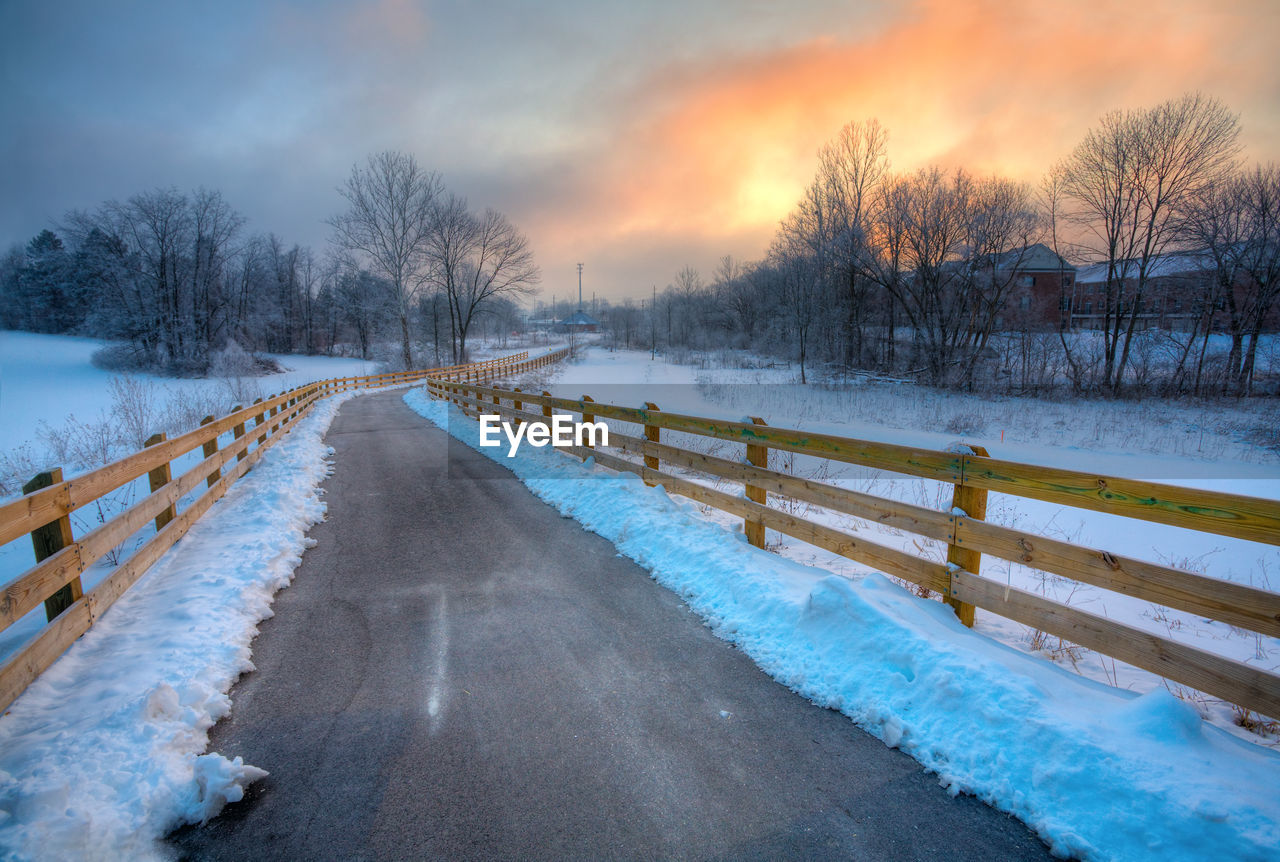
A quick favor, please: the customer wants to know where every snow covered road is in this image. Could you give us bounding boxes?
[170,390,1049,860]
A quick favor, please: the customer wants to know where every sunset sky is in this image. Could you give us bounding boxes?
[2,0,1277,304]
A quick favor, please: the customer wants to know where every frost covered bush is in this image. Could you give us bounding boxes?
[210,342,264,408]
[208,341,256,379]
[109,375,161,450]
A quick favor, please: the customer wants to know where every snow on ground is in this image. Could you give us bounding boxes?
[405,387,1280,862]
[0,332,388,671]
[0,390,355,862]
[0,330,381,453]
[510,347,1280,742]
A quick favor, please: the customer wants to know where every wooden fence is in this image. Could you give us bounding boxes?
[0,349,555,711]
[426,377,1280,720]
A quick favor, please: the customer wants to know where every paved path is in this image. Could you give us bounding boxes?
[170,390,1050,861]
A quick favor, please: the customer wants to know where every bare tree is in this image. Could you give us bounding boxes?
[425,193,478,363]
[876,167,977,382]
[956,176,1043,384]
[447,207,540,361]
[1197,164,1280,394]
[1056,93,1242,393]
[328,151,443,369]
[818,119,889,366]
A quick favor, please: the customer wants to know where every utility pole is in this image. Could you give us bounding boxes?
[651,284,657,361]
[577,262,584,311]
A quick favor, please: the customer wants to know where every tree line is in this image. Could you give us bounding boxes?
[0,151,537,374]
[612,94,1278,396]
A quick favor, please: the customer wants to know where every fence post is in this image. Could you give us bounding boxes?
[232,407,247,461]
[744,416,768,549]
[253,397,266,441]
[643,401,660,486]
[580,395,596,459]
[945,444,990,628]
[201,415,220,489]
[513,388,523,427]
[22,468,81,622]
[144,432,177,531]
[541,391,552,423]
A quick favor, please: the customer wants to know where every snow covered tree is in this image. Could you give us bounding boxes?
[328,151,443,370]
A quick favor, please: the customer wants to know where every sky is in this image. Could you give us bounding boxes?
[1,0,1277,305]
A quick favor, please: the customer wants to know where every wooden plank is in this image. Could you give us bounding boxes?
[585,447,951,594]
[0,483,70,548]
[63,392,295,506]
[954,516,1280,638]
[950,570,1280,718]
[606,431,955,543]
[453,400,958,554]
[962,454,1280,546]
[0,542,83,631]
[0,597,93,712]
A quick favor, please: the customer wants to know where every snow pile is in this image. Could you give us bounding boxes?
[405,389,1280,862]
[0,392,354,862]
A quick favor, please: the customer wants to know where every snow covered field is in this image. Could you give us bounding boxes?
[1,335,1277,861]
[405,384,1280,862]
[0,330,382,454]
[0,332,390,671]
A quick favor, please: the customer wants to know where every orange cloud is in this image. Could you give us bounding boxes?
[523,0,1279,297]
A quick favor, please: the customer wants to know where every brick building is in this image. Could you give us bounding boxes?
[990,243,1077,330]
[1069,251,1279,332]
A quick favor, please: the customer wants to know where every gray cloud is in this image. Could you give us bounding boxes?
[1,0,1275,303]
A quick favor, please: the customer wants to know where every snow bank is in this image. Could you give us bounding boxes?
[0,392,354,861]
[405,388,1280,862]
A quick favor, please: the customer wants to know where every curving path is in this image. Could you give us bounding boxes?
[169,390,1050,861]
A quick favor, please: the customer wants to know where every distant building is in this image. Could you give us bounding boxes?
[990,243,1077,330]
[1068,250,1279,333]
[1070,251,1214,330]
[556,310,600,333]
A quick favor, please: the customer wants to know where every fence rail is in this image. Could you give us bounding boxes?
[0,348,561,711]
[426,377,1280,720]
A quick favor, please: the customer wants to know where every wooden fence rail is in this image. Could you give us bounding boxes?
[425,377,1280,720]
[0,348,562,711]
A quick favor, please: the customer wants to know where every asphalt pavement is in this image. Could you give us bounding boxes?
[168,389,1051,861]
